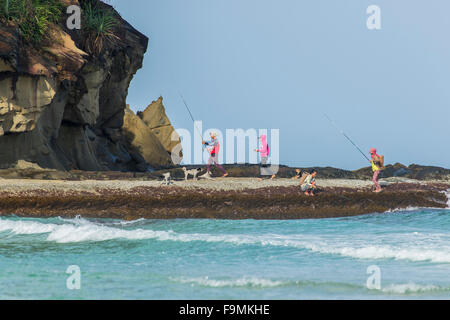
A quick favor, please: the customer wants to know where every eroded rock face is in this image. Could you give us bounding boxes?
[0,76,57,134]
[122,105,173,169]
[0,0,178,171]
[137,97,181,155]
[62,65,104,126]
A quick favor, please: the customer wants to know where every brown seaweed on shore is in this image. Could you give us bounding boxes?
[0,183,447,220]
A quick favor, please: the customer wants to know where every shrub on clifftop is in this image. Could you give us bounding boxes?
[0,0,62,43]
[81,0,118,55]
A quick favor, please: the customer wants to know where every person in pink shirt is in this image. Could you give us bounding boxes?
[255,134,276,181]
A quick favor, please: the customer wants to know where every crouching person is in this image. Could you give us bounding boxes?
[301,169,318,196]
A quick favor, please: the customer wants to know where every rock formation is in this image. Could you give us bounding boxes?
[137,97,181,155]
[352,163,450,181]
[122,105,174,169]
[0,0,179,172]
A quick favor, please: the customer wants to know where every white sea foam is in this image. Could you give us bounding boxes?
[58,215,91,225]
[112,218,146,226]
[302,244,450,264]
[173,276,448,294]
[381,283,445,294]
[46,224,172,243]
[171,276,284,288]
[0,218,170,243]
[1,218,450,263]
[0,219,56,235]
[446,189,450,208]
[384,206,420,213]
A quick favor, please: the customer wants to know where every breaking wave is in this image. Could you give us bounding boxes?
[446,189,450,208]
[171,276,450,295]
[170,276,363,291]
[380,283,447,294]
[300,243,450,264]
[171,276,286,288]
[384,206,420,213]
[1,216,450,264]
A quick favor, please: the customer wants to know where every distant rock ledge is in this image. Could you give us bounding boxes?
[0,162,448,182]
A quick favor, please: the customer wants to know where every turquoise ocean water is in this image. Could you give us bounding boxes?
[0,204,449,299]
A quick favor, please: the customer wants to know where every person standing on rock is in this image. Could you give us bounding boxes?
[370,148,383,193]
[255,134,276,181]
[202,131,228,178]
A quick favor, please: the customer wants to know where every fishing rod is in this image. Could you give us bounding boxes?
[179,93,204,141]
[324,113,370,162]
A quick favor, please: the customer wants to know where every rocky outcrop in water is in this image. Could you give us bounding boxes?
[0,0,179,172]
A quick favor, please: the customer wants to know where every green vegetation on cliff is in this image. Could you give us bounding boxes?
[0,0,118,50]
[0,0,62,42]
[81,0,118,55]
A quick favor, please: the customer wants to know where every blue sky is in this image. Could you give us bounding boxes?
[111,0,450,169]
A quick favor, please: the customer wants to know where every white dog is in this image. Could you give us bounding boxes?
[182,167,201,181]
[161,172,172,185]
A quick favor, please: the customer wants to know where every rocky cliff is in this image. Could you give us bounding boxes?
[0,0,179,171]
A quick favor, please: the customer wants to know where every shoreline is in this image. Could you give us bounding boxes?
[0,178,448,220]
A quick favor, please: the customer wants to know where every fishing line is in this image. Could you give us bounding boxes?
[179,93,204,141]
[324,113,370,162]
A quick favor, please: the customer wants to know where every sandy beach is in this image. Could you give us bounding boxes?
[1,175,448,193]
[0,177,375,194]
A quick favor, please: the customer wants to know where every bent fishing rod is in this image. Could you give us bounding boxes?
[324,113,371,162]
[179,93,204,142]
